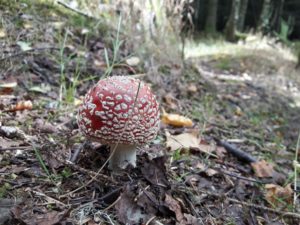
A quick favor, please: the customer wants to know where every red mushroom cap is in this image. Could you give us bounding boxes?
[77,76,160,145]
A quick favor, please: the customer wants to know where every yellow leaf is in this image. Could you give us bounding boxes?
[0,29,6,38]
[23,22,33,29]
[162,111,193,127]
[74,98,83,106]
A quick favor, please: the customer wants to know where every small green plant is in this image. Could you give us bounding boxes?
[103,16,124,77]
[61,167,72,178]
[58,30,69,103]
[65,57,84,104]
[216,57,231,70]
[56,31,85,105]
[275,17,294,44]
[33,145,51,178]
[190,95,215,123]
[172,148,182,161]
[0,183,11,198]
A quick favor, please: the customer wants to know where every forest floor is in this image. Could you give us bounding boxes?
[1,1,300,225]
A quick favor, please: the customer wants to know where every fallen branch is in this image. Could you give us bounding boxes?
[179,185,300,220]
[0,47,59,62]
[214,137,257,163]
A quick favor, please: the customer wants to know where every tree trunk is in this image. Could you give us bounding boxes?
[271,0,285,32]
[237,0,248,31]
[225,0,240,42]
[259,0,272,32]
[205,0,218,34]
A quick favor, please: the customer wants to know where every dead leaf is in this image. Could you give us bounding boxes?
[193,162,218,176]
[34,119,57,133]
[187,84,197,93]
[9,100,33,112]
[136,190,159,215]
[265,184,293,207]
[166,130,200,151]
[23,22,33,29]
[115,186,150,224]
[17,41,32,51]
[11,202,67,225]
[126,56,140,66]
[0,199,22,224]
[251,160,274,178]
[74,98,83,106]
[0,138,20,150]
[141,156,169,187]
[205,168,218,176]
[198,143,215,154]
[163,93,178,109]
[0,77,18,95]
[0,82,17,89]
[0,28,6,38]
[216,146,227,158]
[235,106,243,116]
[162,111,193,127]
[29,84,51,93]
[178,213,200,225]
[51,21,65,29]
[164,194,184,222]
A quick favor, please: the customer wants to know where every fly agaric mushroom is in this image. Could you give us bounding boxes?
[77,76,160,170]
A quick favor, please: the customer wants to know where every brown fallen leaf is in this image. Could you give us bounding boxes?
[187,83,197,93]
[193,162,218,176]
[251,160,274,178]
[265,183,293,207]
[0,77,17,95]
[216,146,227,158]
[0,198,22,224]
[11,203,67,225]
[179,213,200,225]
[162,110,193,127]
[8,100,33,112]
[141,156,169,187]
[163,93,178,109]
[198,143,215,154]
[164,194,184,222]
[165,130,200,151]
[115,186,151,224]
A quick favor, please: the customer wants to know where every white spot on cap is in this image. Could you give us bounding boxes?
[124,95,132,102]
[115,104,121,111]
[106,101,115,107]
[116,94,122,100]
[121,103,128,110]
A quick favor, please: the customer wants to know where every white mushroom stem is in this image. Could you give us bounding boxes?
[108,144,137,170]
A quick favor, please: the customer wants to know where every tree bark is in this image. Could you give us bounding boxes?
[271,0,285,32]
[205,0,218,34]
[259,0,272,31]
[225,0,240,42]
[237,0,248,31]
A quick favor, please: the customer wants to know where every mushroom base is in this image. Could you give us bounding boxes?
[108,144,136,170]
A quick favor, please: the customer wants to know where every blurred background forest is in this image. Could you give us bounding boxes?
[59,0,300,66]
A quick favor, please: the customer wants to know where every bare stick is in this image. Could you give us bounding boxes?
[214,137,257,163]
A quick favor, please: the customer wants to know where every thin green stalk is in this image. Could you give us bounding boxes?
[33,145,51,178]
[59,30,69,103]
[293,130,300,208]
